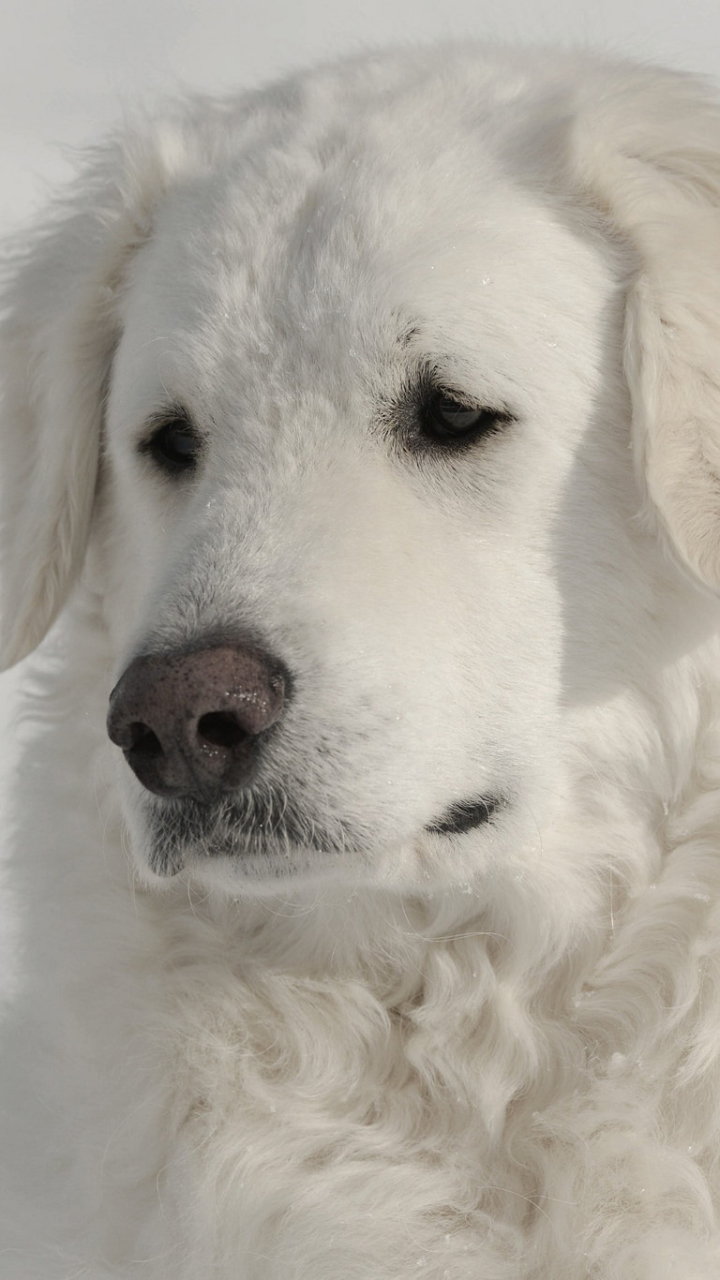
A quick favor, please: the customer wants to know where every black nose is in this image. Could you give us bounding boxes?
[107,644,287,800]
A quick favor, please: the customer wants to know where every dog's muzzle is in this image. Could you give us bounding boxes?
[107,644,288,802]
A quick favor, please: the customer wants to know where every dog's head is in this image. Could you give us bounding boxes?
[3,49,720,895]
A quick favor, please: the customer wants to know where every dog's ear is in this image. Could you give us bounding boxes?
[0,142,151,670]
[0,125,187,670]
[567,69,720,590]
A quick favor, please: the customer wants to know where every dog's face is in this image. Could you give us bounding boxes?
[5,51,720,897]
[98,108,633,892]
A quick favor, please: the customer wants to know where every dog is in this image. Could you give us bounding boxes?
[2,41,720,1279]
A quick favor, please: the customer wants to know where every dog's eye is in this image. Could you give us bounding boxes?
[422,393,510,446]
[141,415,202,475]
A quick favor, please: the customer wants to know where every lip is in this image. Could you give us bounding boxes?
[139,786,502,880]
[140,785,364,876]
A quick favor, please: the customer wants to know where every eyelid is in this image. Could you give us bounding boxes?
[428,388,515,421]
[137,406,196,453]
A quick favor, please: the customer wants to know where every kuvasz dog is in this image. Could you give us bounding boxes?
[3,40,720,1279]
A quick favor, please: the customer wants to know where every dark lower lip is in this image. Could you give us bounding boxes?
[426,797,500,836]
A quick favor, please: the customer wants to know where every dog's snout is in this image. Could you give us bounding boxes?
[106,645,287,800]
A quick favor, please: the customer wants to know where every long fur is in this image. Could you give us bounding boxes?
[3,44,720,1279]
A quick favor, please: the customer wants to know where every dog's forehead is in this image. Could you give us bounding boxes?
[113,91,617,423]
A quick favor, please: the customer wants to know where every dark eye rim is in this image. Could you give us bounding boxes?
[139,410,203,476]
[420,389,515,448]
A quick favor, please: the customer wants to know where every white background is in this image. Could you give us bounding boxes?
[1,0,719,930]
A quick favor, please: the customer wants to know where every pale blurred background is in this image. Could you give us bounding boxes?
[1,0,720,961]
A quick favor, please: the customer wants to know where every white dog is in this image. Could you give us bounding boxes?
[3,42,720,1279]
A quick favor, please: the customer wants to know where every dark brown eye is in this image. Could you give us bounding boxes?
[422,393,511,446]
[141,415,202,475]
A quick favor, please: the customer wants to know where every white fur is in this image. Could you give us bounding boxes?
[3,44,720,1278]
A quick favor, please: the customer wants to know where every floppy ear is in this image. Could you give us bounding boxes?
[0,122,190,670]
[0,142,152,670]
[566,68,720,591]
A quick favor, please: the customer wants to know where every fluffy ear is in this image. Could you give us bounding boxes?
[0,121,190,670]
[567,68,720,591]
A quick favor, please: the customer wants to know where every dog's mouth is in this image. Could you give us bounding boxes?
[142,786,502,878]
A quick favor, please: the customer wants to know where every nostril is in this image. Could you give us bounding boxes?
[128,723,164,758]
[197,711,248,751]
